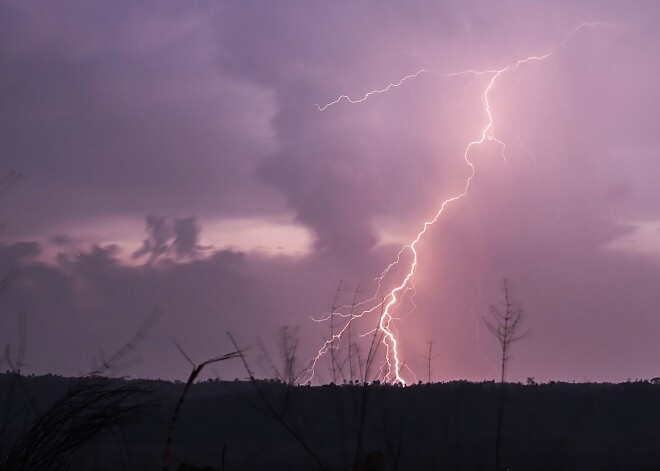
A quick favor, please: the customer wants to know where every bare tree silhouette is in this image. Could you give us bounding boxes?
[426,339,439,384]
[483,278,528,471]
[257,325,303,385]
[483,278,527,383]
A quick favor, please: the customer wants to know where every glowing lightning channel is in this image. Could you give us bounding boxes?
[315,70,432,111]
[303,22,607,385]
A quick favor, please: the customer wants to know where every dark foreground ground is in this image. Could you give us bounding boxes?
[1,373,660,470]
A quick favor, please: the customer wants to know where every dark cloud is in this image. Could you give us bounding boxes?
[0,238,380,380]
[48,234,76,247]
[133,215,172,261]
[132,215,203,261]
[0,241,40,267]
[172,217,201,258]
[0,1,282,238]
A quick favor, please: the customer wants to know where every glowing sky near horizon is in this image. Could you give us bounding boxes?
[2,0,660,383]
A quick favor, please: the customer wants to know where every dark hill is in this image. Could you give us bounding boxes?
[1,374,660,470]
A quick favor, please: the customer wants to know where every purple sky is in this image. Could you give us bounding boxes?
[2,1,660,383]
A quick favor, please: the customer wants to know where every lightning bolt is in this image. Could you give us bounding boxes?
[302,22,607,385]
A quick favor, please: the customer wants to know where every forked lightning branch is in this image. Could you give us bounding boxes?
[301,22,606,385]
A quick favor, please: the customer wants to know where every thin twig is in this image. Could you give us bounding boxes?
[226,331,326,471]
[88,309,160,377]
[162,344,241,471]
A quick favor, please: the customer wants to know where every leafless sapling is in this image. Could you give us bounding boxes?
[346,284,361,382]
[328,280,346,383]
[483,278,527,384]
[483,278,528,471]
[426,339,439,384]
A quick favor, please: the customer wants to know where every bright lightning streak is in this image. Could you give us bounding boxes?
[315,70,432,110]
[302,22,607,385]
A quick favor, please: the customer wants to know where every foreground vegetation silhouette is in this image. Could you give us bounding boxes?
[3,373,660,470]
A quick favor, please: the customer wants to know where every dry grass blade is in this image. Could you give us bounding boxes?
[1,379,149,471]
[88,309,160,377]
[162,343,242,471]
[226,331,327,471]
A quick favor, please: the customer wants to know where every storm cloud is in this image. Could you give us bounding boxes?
[1,0,660,382]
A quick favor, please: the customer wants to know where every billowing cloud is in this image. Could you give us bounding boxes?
[0,1,282,239]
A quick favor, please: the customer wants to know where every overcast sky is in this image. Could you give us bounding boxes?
[2,0,660,383]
